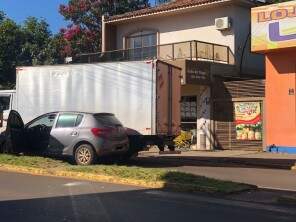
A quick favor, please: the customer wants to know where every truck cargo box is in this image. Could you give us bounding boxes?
[15,60,181,138]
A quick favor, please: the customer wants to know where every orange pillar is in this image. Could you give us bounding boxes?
[265,50,296,152]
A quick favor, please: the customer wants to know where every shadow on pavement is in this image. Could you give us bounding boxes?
[0,188,295,222]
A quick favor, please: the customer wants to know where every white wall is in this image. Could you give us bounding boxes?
[113,4,264,75]
[116,6,235,52]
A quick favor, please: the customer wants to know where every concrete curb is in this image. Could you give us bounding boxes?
[136,156,296,170]
[0,164,164,189]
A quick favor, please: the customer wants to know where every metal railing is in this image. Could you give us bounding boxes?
[75,40,235,65]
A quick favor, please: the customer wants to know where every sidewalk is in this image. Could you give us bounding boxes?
[138,149,296,169]
[135,149,296,191]
[139,148,296,160]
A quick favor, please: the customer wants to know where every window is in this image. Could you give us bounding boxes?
[56,114,83,128]
[27,114,57,129]
[126,30,157,60]
[181,96,197,123]
[94,114,122,127]
[0,95,11,111]
[126,30,157,49]
[76,115,83,126]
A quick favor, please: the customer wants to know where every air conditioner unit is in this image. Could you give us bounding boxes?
[215,17,231,31]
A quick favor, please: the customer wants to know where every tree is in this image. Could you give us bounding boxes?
[44,33,68,65]
[0,13,63,87]
[0,11,5,22]
[59,0,149,57]
[19,17,52,66]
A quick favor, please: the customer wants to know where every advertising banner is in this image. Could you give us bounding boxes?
[251,1,296,52]
[235,102,262,141]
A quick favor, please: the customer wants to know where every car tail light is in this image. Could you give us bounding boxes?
[91,128,112,137]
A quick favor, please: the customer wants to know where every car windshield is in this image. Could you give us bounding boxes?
[94,114,122,127]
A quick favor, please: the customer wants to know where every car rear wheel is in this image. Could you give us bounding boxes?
[74,144,96,165]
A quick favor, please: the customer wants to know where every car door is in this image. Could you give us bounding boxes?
[49,113,83,155]
[5,110,25,153]
[25,113,57,154]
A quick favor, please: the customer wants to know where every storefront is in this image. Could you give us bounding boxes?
[171,58,266,151]
[251,1,296,153]
[170,59,212,150]
[212,78,265,151]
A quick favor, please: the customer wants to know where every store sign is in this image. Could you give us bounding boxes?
[234,102,262,141]
[185,61,210,85]
[251,1,296,52]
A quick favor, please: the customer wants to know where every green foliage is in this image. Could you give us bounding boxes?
[19,17,52,66]
[0,154,254,193]
[59,0,150,56]
[0,13,66,88]
[0,16,23,84]
[174,131,192,148]
[0,2,150,87]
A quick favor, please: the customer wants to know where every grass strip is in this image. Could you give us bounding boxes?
[0,154,255,194]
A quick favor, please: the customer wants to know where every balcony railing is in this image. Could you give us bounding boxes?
[75,40,235,65]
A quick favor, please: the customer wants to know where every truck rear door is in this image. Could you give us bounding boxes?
[156,61,181,137]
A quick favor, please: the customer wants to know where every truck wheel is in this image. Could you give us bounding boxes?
[158,144,165,152]
[128,136,143,153]
[74,144,96,165]
[168,145,175,151]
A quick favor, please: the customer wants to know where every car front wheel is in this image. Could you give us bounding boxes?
[74,144,96,165]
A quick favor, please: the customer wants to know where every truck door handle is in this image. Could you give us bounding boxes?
[70,131,78,136]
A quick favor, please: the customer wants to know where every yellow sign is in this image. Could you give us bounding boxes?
[235,102,262,141]
[251,1,296,52]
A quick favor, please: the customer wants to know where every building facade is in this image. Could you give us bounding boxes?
[100,0,266,150]
[252,1,296,153]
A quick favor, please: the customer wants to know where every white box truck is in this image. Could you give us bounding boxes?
[13,60,181,153]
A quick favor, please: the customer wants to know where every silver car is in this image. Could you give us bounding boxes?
[2,110,129,165]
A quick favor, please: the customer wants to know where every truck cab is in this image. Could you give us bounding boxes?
[0,90,16,133]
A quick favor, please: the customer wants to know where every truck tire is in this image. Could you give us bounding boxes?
[128,136,144,155]
[168,145,175,151]
[158,144,165,152]
[74,144,96,165]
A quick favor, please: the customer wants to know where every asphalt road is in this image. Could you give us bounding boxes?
[0,171,295,222]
